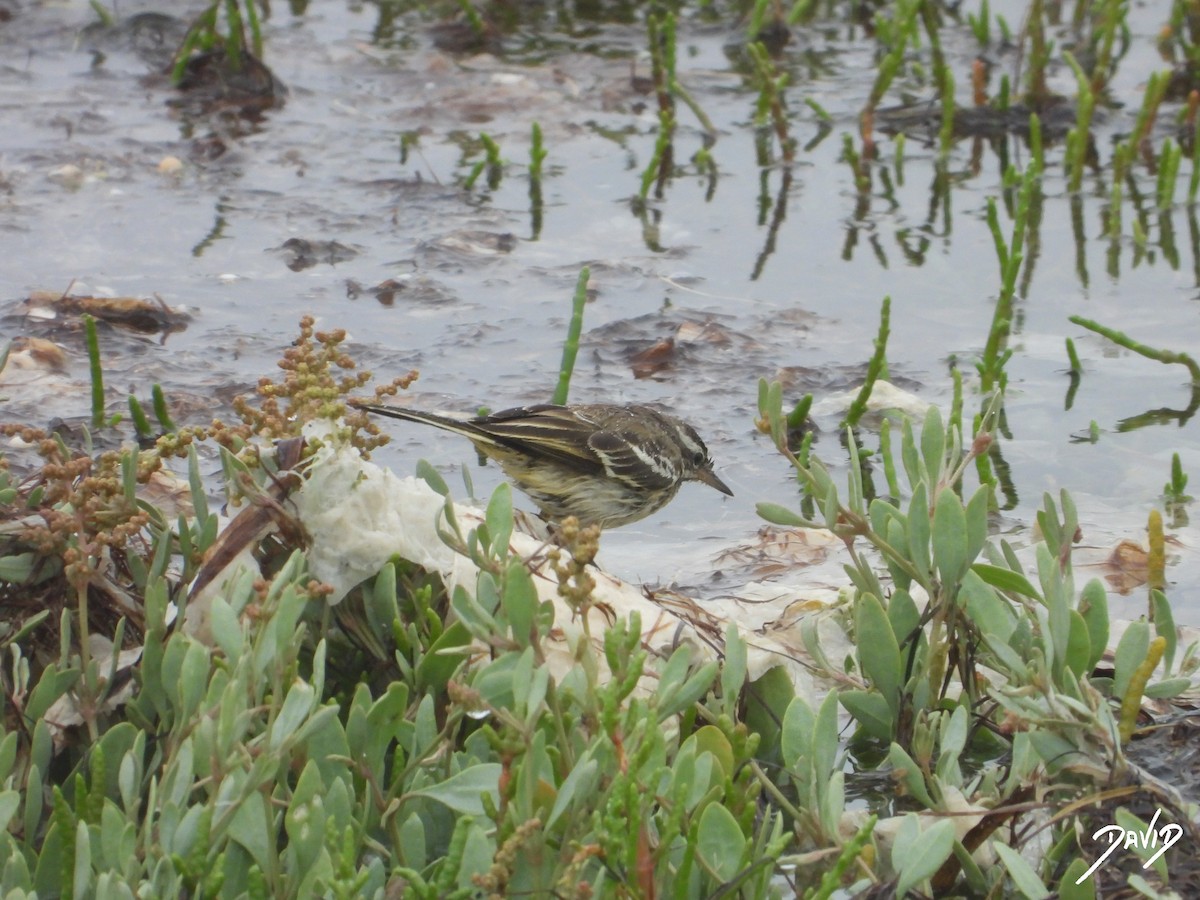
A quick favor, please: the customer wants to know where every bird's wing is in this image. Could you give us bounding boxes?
[472,405,609,473]
[586,429,679,491]
[483,405,680,491]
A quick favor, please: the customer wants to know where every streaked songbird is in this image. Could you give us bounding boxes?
[351,401,733,529]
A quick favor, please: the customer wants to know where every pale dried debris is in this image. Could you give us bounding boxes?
[810,379,931,421]
[21,290,192,333]
[184,540,260,643]
[866,785,1005,870]
[42,635,142,751]
[1,337,69,374]
[156,155,184,175]
[0,338,77,395]
[714,525,840,580]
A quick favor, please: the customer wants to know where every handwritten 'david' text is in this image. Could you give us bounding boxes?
[1076,809,1184,884]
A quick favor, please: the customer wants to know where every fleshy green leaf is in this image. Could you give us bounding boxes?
[1151,589,1176,675]
[893,815,954,897]
[932,487,968,587]
[756,502,811,527]
[971,563,1040,599]
[409,764,502,816]
[227,791,271,872]
[485,483,513,558]
[841,690,894,742]
[960,569,1016,643]
[856,593,902,719]
[1060,858,1094,897]
[1113,621,1150,700]
[907,482,932,585]
[1079,578,1109,672]
[415,460,449,496]
[994,842,1050,899]
[919,406,946,486]
[887,588,920,650]
[1065,610,1091,680]
[720,623,748,717]
[888,743,935,808]
[545,758,599,831]
[964,484,990,564]
[743,665,794,762]
[658,660,719,721]
[501,560,538,647]
[780,696,815,769]
[0,791,19,832]
[696,801,746,883]
[1142,677,1191,698]
[0,553,34,583]
[692,725,734,778]
[270,680,316,752]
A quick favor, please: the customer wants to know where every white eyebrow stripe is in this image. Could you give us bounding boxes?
[672,424,705,458]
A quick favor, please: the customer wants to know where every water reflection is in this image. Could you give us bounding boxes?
[751,166,792,280]
[1116,386,1200,433]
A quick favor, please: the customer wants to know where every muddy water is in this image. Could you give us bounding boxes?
[1,1,1197,616]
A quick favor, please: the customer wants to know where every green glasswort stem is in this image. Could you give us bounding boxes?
[152,384,177,432]
[937,68,955,159]
[1068,315,1200,383]
[84,314,105,429]
[129,396,153,439]
[786,393,812,431]
[529,122,546,181]
[842,295,891,430]
[552,267,589,405]
[638,108,674,200]
[1065,337,1082,374]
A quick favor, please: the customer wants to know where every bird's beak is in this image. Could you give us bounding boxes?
[695,466,734,496]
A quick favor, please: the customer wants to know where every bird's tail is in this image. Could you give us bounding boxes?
[350,401,493,444]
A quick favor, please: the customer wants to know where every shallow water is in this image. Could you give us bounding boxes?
[1,0,1197,617]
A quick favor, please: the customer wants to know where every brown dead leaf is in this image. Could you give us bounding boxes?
[629,337,676,379]
[139,469,194,522]
[345,276,455,307]
[1104,539,1149,594]
[347,277,405,306]
[188,438,306,602]
[674,319,733,346]
[24,290,191,334]
[6,337,68,372]
[764,595,839,632]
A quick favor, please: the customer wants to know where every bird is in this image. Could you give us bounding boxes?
[350,400,733,529]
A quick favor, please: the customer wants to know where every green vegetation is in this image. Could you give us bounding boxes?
[748,42,795,164]
[462,133,504,192]
[6,0,1200,895]
[83,315,109,431]
[841,296,890,430]
[170,0,266,83]
[2,307,1196,895]
[528,122,547,239]
[552,267,590,405]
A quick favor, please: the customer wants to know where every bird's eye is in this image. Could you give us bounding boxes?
[692,450,706,466]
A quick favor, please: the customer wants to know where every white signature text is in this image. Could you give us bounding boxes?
[1076,808,1184,884]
